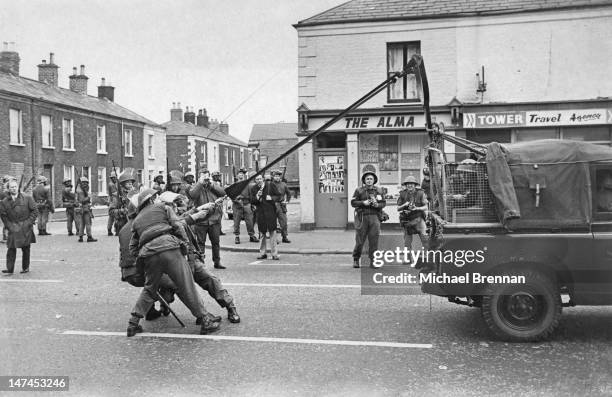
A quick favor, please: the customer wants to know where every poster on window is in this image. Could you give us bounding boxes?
[318,155,345,193]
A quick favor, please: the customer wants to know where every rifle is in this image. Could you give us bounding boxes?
[18,174,24,192]
[20,175,36,193]
[111,160,124,200]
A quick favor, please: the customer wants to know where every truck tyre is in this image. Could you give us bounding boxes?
[481,270,561,342]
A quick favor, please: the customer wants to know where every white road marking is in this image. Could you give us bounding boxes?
[224,282,360,288]
[0,279,63,283]
[248,260,262,265]
[61,330,433,349]
[0,259,50,262]
[248,262,300,266]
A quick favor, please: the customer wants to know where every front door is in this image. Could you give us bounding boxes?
[314,152,348,228]
[43,164,53,202]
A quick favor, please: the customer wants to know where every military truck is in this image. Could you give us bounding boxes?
[420,139,612,342]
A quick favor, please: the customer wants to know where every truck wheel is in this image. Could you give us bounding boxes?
[481,270,561,342]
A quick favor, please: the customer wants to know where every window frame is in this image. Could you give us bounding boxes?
[9,108,24,146]
[147,133,154,159]
[386,41,421,104]
[62,118,75,150]
[41,115,54,148]
[63,165,75,186]
[124,129,133,157]
[97,125,107,154]
[97,167,107,196]
[224,148,229,166]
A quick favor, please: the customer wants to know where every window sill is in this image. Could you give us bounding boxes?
[97,193,108,197]
[10,143,26,147]
[42,146,55,150]
[97,151,108,155]
[63,148,76,152]
[125,154,134,158]
[148,157,155,160]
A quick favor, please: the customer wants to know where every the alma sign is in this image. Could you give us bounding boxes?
[330,114,424,130]
[464,109,612,128]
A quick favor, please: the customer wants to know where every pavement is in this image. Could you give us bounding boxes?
[49,200,367,255]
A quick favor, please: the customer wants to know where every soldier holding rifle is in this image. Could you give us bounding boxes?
[397,176,428,254]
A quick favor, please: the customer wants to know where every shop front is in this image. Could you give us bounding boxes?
[299,108,451,229]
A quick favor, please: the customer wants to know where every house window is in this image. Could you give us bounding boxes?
[201,143,207,162]
[63,165,75,186]
[97,167,107,195]
[230,149,236,166]
[81,166,91,185]
[124,129,133,156]
[147,134,154,158]
[41,115,53,148]
[62,118,74,149]
[248,150,252,169]
[240,149,245,168]
[224,148,229,166]
[387,41,421,102]
[97,125,106,153]
[148,170,155,188]
[213,147,217,164]
[9,109,23,145]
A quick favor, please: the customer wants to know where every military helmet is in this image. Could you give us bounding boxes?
[118,170,136,185]
[137,188,158,210]
[37,176,48,184]
[110,170,118,178]
[402,176,418,185]
[159,191,180,204]
[169,175,182,185]
[238,168,247,174]
[211,171,221,177]
[184,171,195,180]
[2,174,14,183]
[154,174,165,183]
[361,171,378,185]
[63,178,73,186]
[79,176,89,183]
[272,169,283,176]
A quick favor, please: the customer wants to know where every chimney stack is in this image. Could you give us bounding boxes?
[196,108,209,128]
[170,102,184,121]
[0,42,20,75]
[97,77,115,101]
[219,122,229,135]
[37,52,59,86]
[184,106,196,124]
[69,64,88,94]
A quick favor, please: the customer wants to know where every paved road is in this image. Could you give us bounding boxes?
[1,220,611,396]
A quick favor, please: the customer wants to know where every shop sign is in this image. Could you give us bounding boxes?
[464,108,612,128]
[333,114,421,130]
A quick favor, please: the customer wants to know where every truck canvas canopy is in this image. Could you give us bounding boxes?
[485,139,612,229]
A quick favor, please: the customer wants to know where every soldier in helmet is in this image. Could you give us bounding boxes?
[397,176,429,256]
[152,174,166,194]
[351,171,386,268]
[231,168,258,244]
[75,177,97,242]
[271,169,291,243]
[210,171,226,235]
[32,176,54,236]
[107,170,119,236]
[166,171,184,194]
[110,171,137,234]
[61,178,77,236]
[181,172,196,208]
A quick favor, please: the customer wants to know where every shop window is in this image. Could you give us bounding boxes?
[562,126,611,145]
[387,41,421,103]
[593,167,612,220]
[515,128,558,142]
[315,132,345,149]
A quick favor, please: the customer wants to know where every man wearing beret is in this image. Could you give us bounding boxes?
[350,171,386,268]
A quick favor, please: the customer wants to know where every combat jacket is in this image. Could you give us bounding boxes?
[62,189,76,212]
[75,188,92,213]
[231,183,253,208]
[129,202,188,259]
[187,182,225,225]
[397,188,427,222]
[351,185,386,216]
[109,193,131,231]
[32,184,54,213]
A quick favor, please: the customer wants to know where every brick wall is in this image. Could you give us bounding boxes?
[166,136,189,173]
[251,138,299,185]
[297,7,612,109]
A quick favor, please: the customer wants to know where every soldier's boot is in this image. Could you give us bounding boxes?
[235,236,240,244]
[159,303,170,317]
[68,231,74,236]
[282,236,291,243]
[196,313,222,325]
[87,236,97,242]
[107,230,114,236]
[214,262,226,270]
[227,305,241,323]
[78,236,83,242]
[249,235,259,243]
[126,319,143,337]
[199,314,221,335]
[353,258,360,268]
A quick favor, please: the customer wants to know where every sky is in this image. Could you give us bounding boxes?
[0,0,346,142]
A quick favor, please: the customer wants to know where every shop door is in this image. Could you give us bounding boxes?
[314,152,348,228]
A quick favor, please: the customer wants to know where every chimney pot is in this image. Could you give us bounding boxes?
[72,67,77,75]
[80,65,85,75]
[97,78,114,101]
[49,52,54,64]
[100,77,105,86]
[0,45,20,75]
[41,59,46,64]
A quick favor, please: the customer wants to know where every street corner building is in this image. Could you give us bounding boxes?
[0,46,166,207]
[163,104,252,185]
[293,0,612,237]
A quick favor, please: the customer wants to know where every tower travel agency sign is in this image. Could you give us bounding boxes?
[463,108,612,128]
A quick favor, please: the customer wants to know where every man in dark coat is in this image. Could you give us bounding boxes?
[0,179,38,274]
[232,168,258,244]
[61,178,77,236]
[271,170,291,243]
[32,176,54,236]
[351,171,386,268]
[252,174,281,260]
[187,170,226,269]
